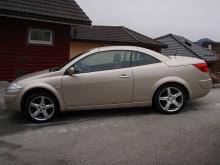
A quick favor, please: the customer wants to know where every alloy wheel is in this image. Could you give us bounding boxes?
[159,87,184,112]
[29,96,55,121]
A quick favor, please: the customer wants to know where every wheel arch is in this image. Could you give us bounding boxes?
[151,77,191,102]
[21,86,64,112]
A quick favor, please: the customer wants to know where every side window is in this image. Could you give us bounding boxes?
[131,51,160,67]
[74,50,131,73]
[28,28,53,45]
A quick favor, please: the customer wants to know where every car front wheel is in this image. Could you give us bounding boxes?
[153,84,187,114]
[24,92,58,122]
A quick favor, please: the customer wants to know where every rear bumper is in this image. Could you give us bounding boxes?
[190,78,212,99]
[199,79,212,89]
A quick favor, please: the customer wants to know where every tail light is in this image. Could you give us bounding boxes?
[193,63,209,73]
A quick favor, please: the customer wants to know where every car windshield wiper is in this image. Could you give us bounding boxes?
[49,67,60,72]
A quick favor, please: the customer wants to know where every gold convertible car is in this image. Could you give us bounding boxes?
[4,46,212,122]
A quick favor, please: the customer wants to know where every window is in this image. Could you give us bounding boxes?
[28,28,53,45]
[74,50,131,73]
[131,52,160,67]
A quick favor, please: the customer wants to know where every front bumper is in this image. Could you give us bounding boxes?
[4,89,22,111]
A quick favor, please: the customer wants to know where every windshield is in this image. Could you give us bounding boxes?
[49,51,89,72]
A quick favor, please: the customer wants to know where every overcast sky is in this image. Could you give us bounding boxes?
[76,0,220,42]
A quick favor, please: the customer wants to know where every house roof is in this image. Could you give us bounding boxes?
[71,25,167,48]
[0,0,91,25]
[156,34,218,62]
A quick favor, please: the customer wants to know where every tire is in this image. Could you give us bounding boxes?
[23,92,58,122]
[153,84,187,114]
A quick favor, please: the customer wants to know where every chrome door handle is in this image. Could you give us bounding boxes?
[120,74,130,79]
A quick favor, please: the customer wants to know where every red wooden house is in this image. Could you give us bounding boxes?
[0,0,91,81]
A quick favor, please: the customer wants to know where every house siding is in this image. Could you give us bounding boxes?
[70,42,109,58]
[0,17,70,81]
[214,60,220,72]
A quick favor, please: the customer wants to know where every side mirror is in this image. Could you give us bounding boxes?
[67,67,75,75]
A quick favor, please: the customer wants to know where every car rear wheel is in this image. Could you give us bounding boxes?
[24,92,58,122]
[153,84,187,114]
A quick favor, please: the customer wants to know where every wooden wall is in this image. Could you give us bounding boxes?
[0,17,70,81]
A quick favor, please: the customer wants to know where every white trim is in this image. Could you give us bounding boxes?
[28,28,53,45]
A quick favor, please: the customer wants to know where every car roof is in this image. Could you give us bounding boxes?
[98,46,170,62]
[98,46,138,51]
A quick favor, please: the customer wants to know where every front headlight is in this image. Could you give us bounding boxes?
[7,83,22,91]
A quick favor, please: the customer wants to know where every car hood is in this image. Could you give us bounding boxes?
[12,69,65,86]
[14,69,50,82]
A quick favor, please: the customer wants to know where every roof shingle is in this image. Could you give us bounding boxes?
[0,0,91,25]
[156,34,218,62]
[71,25,167,48]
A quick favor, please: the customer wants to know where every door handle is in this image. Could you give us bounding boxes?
[120,74,130,79]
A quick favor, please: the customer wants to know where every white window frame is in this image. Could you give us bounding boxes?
[28,28,53,45]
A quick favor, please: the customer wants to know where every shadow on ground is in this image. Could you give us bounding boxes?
[0,106,158,136]
[0,98,205,137]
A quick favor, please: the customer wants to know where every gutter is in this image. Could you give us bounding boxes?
[0,10,92,26]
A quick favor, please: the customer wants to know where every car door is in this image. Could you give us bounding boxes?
[131,51,164,102]
[62,50,133,107]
